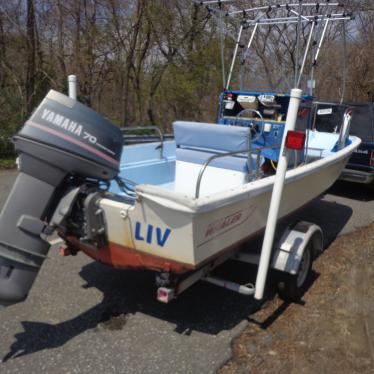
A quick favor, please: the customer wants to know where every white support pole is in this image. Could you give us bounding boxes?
[241,23,258,66]
[244,22,258,55]
[199,0,235,5]
[340,20,347,104]
[254,16,349,26]
[294,0,303,87]
[309,16,323,96]
[313,18,330,64]
[68,75,77,100]
[225,24,243,90]
[290,9,310,22]
[243,14,348,27]
[240,22,258,90]
[219,10,226,88]
[254,88,303,300]
[228,3,341,16]
[297,20,316,87]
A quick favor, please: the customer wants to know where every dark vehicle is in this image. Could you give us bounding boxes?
[312,102,374,185]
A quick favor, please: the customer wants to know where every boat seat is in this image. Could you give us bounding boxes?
[173,121,256,197]
[307,131,341,158]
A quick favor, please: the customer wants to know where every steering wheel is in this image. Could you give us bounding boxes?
[235,108,264,142]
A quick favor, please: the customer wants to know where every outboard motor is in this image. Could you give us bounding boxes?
[0,90,122,306]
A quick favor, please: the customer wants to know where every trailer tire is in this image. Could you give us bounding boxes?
[277,242,313,302]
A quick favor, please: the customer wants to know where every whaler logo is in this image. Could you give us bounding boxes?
[41,109,83,137]
[205,211,242,238]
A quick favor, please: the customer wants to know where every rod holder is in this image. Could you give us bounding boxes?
[68,75,77,100]
[254,88,303,300]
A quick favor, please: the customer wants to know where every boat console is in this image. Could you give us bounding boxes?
[218,91,313,161]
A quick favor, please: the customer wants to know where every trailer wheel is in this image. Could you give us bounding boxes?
[277,243,313,302]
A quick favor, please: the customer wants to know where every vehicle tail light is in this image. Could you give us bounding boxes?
[157,287,174,303]
[370,151,374,167]
[285,130,306,150]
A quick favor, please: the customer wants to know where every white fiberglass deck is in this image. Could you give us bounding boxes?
[111,121,349,199]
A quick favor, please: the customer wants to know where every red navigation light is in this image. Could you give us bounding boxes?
[370,151,374,167]
[285,130,306,150]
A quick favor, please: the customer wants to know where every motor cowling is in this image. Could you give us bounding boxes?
[0,90,122,306]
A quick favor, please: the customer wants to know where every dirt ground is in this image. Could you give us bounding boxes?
[220,222,374,374]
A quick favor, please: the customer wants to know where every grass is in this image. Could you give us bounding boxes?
[0,158,16,169]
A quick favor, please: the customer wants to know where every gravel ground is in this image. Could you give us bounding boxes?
[0,170,373,373]
[220,222,374,374]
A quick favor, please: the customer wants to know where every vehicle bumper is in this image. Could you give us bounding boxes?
[339,168,374,184]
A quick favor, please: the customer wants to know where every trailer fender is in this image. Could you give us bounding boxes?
[271,221,323,275]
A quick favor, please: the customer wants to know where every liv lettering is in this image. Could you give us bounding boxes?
[135,222,171,248]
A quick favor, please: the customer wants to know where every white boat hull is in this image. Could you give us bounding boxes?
[70,136,359,274]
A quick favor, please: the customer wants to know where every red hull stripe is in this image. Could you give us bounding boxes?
[64,236,194,274]
[26,120,119,166]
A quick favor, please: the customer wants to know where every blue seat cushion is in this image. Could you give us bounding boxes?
[173,121,250,152]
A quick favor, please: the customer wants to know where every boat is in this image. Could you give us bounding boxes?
[0,1,360,306]
[72,116,357,272]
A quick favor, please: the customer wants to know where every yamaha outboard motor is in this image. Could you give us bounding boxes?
[0,90,122,306]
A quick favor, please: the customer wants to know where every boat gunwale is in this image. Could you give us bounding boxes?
[130,135,361,214]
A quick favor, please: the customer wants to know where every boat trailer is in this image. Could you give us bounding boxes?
[156,221,323,303]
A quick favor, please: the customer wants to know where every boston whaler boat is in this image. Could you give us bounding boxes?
[0,1,360,306]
